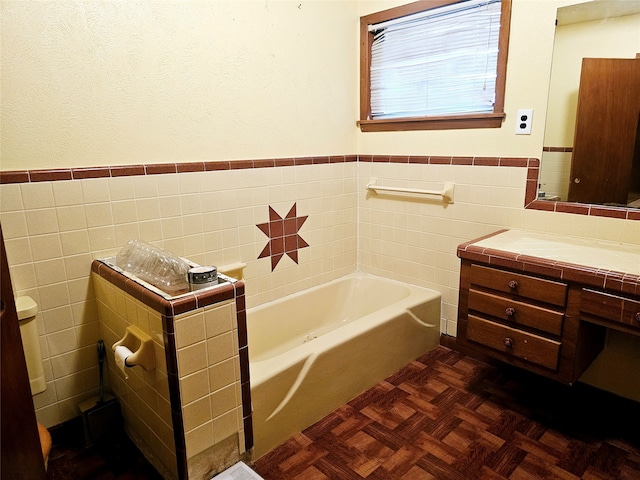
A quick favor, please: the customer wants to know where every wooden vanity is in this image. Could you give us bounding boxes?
[456,230,640,389]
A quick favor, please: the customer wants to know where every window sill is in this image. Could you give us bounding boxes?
[357,112,506,132]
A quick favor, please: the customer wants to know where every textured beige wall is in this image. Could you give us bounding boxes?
[1,0,635,166]
[1,0,358,170]
[355,0,575,158]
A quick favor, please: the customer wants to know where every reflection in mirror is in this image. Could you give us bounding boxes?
[540,0,640,209]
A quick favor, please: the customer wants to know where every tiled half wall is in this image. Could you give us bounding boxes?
[92,260,251,479]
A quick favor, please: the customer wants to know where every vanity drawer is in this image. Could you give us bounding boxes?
[468,290,564,336]
[467,315,561,371]
[470,265,567,307]
[581,289,640,332]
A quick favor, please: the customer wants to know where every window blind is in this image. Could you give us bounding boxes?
[369,0,502,120]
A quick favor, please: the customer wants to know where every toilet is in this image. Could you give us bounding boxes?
[16,296,52,468]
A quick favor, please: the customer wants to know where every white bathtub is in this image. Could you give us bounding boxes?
[248,272,441,458]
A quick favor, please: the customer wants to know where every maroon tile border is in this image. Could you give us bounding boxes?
[358,155,537,168]
[204,161,230,171]
[146,164,178,175]
[2,155,638,221]
[230,160,253,170]
[457,231,640,295]
[72,167,111,179]
[176,162,205,173]
[234,285,253,451]
[590,206,628,219]
[110,165,146,177]
[527,199,638,220]
[456,229,509,252]
[543,146,573,152]
[1,156,359,185]
[30,169,73,182]
[0,170,29,183]
[274,158,294,167]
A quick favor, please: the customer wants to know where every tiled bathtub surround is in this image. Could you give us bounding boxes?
[92,260,251,479]
[1,154,639,454]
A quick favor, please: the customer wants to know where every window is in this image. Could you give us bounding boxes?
[358,0,511,132]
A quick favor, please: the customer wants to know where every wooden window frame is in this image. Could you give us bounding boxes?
[358,0,512,132]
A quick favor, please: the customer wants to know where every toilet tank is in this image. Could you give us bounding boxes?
[16,296,46,395]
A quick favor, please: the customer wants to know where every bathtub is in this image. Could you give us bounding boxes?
[248,272,441,458]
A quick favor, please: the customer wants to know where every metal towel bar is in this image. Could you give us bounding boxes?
[366,178,455,203]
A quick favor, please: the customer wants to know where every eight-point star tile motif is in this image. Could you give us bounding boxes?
[256,203,309,271]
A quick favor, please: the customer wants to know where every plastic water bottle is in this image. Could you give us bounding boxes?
[115,240,189,295]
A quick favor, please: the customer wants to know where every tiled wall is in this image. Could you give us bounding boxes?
[356,156,639,334]
[540,148,572,201]
[358,158,530,336]
[93,273,178,479]
[0,158,357,430]
[175,301,246,477]
[2,155,639,437]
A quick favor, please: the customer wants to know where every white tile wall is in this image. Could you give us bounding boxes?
[0,162,357,429]
[356,161,640,337]
[539,151,571,200]
[1,160,638,431]
[175,301,244,462]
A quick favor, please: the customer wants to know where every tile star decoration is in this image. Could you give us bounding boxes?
[256,203,309,271]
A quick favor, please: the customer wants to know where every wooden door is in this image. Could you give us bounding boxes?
[568,57,640,205]
[1,227,46,479]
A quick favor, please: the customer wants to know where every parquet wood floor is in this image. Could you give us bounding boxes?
[252,347,640,480]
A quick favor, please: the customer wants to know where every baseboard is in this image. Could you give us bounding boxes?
[439,333,458,350]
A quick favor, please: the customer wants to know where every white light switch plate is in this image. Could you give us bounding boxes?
[515,108,533,135]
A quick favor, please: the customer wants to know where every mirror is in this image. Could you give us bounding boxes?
[539,0,640,209]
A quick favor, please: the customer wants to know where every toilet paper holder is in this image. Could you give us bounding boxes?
[112,325,155,371]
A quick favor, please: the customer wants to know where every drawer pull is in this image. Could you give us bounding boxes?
[507,280,518,290]
[634,312,640,324]
[503,337,514,348]
[505,307,516,317]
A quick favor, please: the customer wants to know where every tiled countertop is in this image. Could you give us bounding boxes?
[458,230,640,296]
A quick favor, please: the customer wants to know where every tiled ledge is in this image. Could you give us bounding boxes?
[2,154,638,221]
[457,230,640,297]
[91,259,241,319]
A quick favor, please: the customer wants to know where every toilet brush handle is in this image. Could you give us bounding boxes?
[97,340,105,403]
